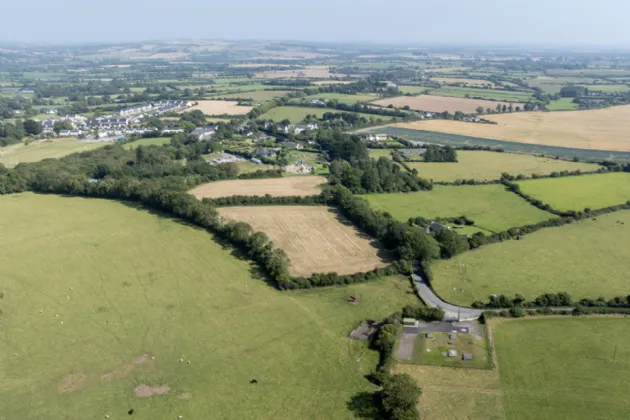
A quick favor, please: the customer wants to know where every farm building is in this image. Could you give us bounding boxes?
[463,353,473,361]
[426,221,449,234]
[448,349,458,357]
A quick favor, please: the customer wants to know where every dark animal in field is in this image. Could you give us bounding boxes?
[128,409,134,415]
[250,379,258,384]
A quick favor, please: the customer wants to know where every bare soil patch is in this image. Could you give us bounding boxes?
[372,95,523,113]
[178,392,193,400]
[101,353,149,382]
[218,206,391,276]
[393,105,630,151]
[186,100,252,116]
[58,373,87,393]
[135,384,170,398]
[190,176,326,199]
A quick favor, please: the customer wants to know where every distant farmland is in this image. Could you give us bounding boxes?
[393,105,630,152]
[409,150,599,182]
[0,138,106,168]
[371,95,523,114]
[186,100,252,115]
[218,206,391,276]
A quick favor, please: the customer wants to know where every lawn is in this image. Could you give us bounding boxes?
[305,92,380,104]
[123,137,171,150]
[0,193,418,420]
[493,318,630,420]
[546,97,579,111]
[517,172,630,211]
[361,184,554,233]
[262,106,397,123]
[405,332,491,370]
[0,138,107,168]
[369,149,396,159]
[430,210,630,305]
[408,151,599,182]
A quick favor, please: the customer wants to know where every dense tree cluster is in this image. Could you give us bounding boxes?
[328,158,432,194]
[422,145,457,162]
[401,305,444,321]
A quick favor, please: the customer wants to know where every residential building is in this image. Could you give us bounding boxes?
[191,125,217,141]
[281,141,303,150]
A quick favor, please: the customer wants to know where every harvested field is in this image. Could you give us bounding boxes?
[394,105,630,151]
[371,95,523,114]
[190,176,326,199]
[432,77,496,87]
[218,206,391,276]
[186,100,252,115]
[312,80,353,85]
[409,150,599,182]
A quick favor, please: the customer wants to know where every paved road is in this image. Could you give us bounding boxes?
[412,272,483,321]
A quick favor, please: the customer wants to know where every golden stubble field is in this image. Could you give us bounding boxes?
[185,100,252,115]
[393,105,630,151]
[189,176,327,199]
[372,95,522,114]
[218,206,391,277]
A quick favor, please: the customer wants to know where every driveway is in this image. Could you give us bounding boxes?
[411,271,483,321]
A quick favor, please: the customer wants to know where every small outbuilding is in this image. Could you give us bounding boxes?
[462,353,473,361]
[448,349,458,357]
[426,332,433,339]
[449,333,457,340]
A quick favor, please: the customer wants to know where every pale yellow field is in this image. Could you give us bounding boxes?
[255,66,332,79]
[218,206,390,276]
[189,176,326,199]
[186,100,252,115]
[312,80,353,85]
[393,105,630,151]
[393,364,504,420]
[372,95,522,114]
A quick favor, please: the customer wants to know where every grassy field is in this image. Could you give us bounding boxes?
[432,77,496,87]
[361,185,554,233]
[546,97,579,111]
[398,85,432,95]
[190,176,327,199]
[394,105,630,152]
[369,149,396,159]
[493,318,630,420]
[393,364,504,420]
[305,92,380,104]
[123,137,171,150]
[218,206,391,276]
[214,90,293,101]
[0,193,418,420]
[517,172,630,211]
[406,332,491,369]
[372,95,523,114]
[428,86,534,102]
[408,151,599,182]
[0,138,106,168]
[430,210,630,305]
[261,106,397,123]
[582,84,630,92]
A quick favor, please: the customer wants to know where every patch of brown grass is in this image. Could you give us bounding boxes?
[393,105,630,151]
[186,100,252,116]
[189,176,326,199]
[135,384,170,398]
[101,353,149,382]
[394,364,505,420]
[372,95,522,113]
[58,373,87,393]
[218,206,391,276]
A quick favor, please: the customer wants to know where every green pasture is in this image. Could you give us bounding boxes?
[305,92,380,104]
[214,90,293,101]
[581,84,630,92]
[546,97,579,111]
[409,151,599,182]
[123,137,171,150]
[398,85,432,95]
[0,138,107,168]
[494,318,630,420]
[261,106,397,123]
[517,172,630,211]
[0,193,417,420]
[368,149,395,159]
[427,86,534,102]
[361,184,554,233]
[430,210,630,305]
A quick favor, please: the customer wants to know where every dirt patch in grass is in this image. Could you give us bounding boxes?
[185,100,252,116]
[101,353,149,382]
[58,373,87,393]
[190,176,326,199]
[218,206,391,276]
[135,384,170,398]
[372,95,523,113]
[178,392,193,400]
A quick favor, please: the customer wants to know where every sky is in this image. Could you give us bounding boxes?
[4,0,630,47]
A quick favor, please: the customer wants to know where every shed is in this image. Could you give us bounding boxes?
[403,318,417,326]
[448,349,458,357]
[449,333,457,340]
[462,353,473,361]
[426,332,433,339]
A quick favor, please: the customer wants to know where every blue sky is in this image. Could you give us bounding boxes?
[5,0,630,47]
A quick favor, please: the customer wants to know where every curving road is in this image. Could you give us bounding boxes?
[411,271,483,321]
